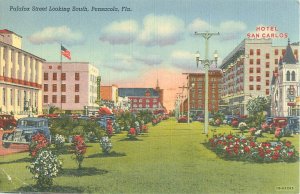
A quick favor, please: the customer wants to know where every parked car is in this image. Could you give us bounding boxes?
[0,114,17,130]
[269,117,288,134]
[177,116,192,123]
[286,116,300,134]
[2,117,51,144]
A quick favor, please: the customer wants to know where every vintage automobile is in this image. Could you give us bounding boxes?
[177,115,192,123]
[2,117,51,146]
[0,114,17,130]
[286,116,300,134]
[269,117,288,134]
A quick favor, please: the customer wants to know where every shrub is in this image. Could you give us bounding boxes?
[100,136,112,154]
[238,122,248,134]
[29,133,50,158]
[53,134,65,155]
[127,128,136,139]
[27,149,62,190]
[71,135,87,169]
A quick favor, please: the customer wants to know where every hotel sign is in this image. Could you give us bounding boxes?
[247,26,288,39]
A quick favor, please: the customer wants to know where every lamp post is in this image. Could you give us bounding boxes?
[195,31,219,134]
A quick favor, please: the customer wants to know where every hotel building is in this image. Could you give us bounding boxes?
[42,62,99,113]
[0,29,44,115]
[220,39,299,115]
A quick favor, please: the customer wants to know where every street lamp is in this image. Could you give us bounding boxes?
[195,31,220,134]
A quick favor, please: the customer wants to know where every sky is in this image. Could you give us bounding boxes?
[0,0,299,111]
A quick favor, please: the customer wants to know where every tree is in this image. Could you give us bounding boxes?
[246,96,270,128]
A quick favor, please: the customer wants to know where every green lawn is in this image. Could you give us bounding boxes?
[0,118,299,193]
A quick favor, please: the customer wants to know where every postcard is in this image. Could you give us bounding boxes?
[0,0,299,193]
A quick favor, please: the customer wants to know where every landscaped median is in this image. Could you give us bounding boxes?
[207,133,299,162]
[0,118,299,193]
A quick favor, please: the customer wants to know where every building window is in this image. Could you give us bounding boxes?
[44,95,48,103]
[61,73,66,80]
[266,71,270,77]
[275,59,278,64]
[266,80,270,86]
[256,76,261,82]
[257,68,261,73]
[282,49,286,56]
[266,62,270,68]
[139,104,142,108]
[256,85,261,90]
[256,49,260,55]
[44,84,48,92]
[52,84,57,92]
[61,95,66,103]
[250,49,254,55]
[134,99,137,102]
[75,84,80,92]
[249,85,254,90]
[53,73,57,80]
[250,59,254,65]
[75,73,80,81]
[75,95,80,103]
[266,53,270,59]
[133,104,137,108]
[266,89,270,95]
[275,49,278,55]
[58,66,61,70]
[44,73,48,80]
[61,84,66,92]
[249,68,254,73]
[286,71,290,81]
[139,99,142,103]
[256,59,260,65]
[48,66,52,69]
[249,76,254,81]
[52,95,57,103]
[291,71,296,81]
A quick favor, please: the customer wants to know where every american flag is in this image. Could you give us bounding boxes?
[61,45,71,60]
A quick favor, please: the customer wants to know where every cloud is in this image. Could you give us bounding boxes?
[170,50,196,70]
[100,20,139,44]
[134,53,163,66]
[138,14,185,46]
[188,18,214,34]
[28,26,84,45]
[219,21,247,33]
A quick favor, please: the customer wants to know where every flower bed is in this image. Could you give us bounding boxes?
[208,133,299,163]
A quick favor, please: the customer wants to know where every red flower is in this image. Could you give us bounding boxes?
[285,141,291,147]
[265,149,271,154]
[272,152,280,160]
[129,128,136,135]
[259,151,265,158]
[244,146,250,153]
[226,134,233,140]
[250,141,256,148]
[275,145,281,151]
[288,152,294,157]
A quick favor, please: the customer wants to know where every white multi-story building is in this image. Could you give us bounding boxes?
[220,39,299,115]
[0,29,44,115]
[271,41,300,116]
[42,62,100,113]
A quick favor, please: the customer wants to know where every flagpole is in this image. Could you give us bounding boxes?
[60,43,63,112]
